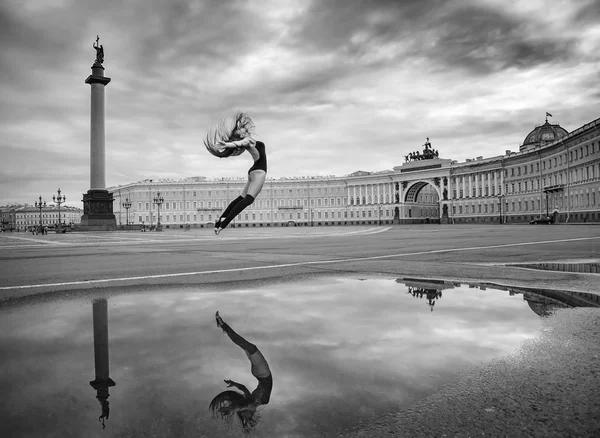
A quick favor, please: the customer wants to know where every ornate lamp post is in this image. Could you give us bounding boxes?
[498,194,504,224]
[153,191,164,231]
[35,196,46,230]
[53,188,66,227]
[122,197,132,226]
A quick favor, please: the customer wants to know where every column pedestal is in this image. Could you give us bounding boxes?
[80,189,116,230]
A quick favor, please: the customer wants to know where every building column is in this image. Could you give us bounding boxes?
[469,175,473,199]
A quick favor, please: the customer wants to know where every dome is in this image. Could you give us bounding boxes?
[523,292,568,317]
[520,121,568,152]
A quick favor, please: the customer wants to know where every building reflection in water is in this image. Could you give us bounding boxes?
[399,279,455,311]
[397,278,600,316]
[89,299,116,429]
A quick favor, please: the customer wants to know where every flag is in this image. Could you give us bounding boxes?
[546,112,553,117]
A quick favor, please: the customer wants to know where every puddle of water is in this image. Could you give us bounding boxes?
[509,262,600,274]
[0,278,597,437]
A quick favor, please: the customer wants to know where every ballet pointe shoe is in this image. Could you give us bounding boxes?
[214,227,222,235]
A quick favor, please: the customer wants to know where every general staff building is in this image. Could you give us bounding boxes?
[109,116,600,228]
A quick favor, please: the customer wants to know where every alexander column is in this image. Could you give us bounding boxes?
[81,36,116,229]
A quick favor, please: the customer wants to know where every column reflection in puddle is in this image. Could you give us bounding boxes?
[89,298,116,429]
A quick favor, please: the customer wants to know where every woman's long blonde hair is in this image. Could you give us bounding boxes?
[204,112,256,158]
[209,390,260,433]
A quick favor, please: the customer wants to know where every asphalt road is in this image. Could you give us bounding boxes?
[1,224,600,437]
[1,224,599,300]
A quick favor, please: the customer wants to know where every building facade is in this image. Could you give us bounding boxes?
[13,205,83,231]
[109,116,600,228]
[1,206,17,231]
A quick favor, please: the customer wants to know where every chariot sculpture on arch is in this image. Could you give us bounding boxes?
[405,137,439,162]
[93,35,104,65]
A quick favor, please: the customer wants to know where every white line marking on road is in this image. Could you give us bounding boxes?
[1,235,67,245]
[0,227,392,249]
[2,235,598,291]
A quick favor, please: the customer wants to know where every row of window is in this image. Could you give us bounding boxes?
[452,162,599,199]
[130,190,448,212]
[451,143,598,184]
[127,186,347,200]
[16,219,77,225]
[136,197,355,212]
[138,208,399,224]
[454,186,501,199]
[507,143,597,177]
[507,164,598,187]
[14,213,79,219]
[452,191,597,215]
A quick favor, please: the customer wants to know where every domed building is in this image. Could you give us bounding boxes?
[523,292,568,317]
[520,119,569,152]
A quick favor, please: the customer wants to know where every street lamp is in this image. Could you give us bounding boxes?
[498,194,504,224]
[122,197,132,226]
[35,195,46,231]
[378,204,382,226]
[153,191,164,231]
[53,188,66,227]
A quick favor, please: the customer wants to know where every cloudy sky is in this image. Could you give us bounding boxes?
[1,0,599,207]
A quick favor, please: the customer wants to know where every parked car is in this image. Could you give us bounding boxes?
[530,217,554,225]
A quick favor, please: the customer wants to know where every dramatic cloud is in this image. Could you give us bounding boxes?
[1,0,599,207]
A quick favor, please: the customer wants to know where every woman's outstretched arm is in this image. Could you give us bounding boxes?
[224,379,251,397]
[218,137,256,149]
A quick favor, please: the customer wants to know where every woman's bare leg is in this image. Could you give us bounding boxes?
[240,176,251,197]
[246,170,266,197]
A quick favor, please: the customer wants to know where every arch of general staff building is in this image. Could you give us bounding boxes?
[109,116,600,228]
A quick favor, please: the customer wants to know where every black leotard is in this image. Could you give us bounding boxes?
[248,141,267,174]
[251,373,273,405]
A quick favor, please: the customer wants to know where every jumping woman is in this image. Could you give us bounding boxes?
[209,311,273,433]
[204,112,267,235]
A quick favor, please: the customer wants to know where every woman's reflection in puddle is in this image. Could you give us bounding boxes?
[209,311,272,433]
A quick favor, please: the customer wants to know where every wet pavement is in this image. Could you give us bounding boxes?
[1,276,598,437]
